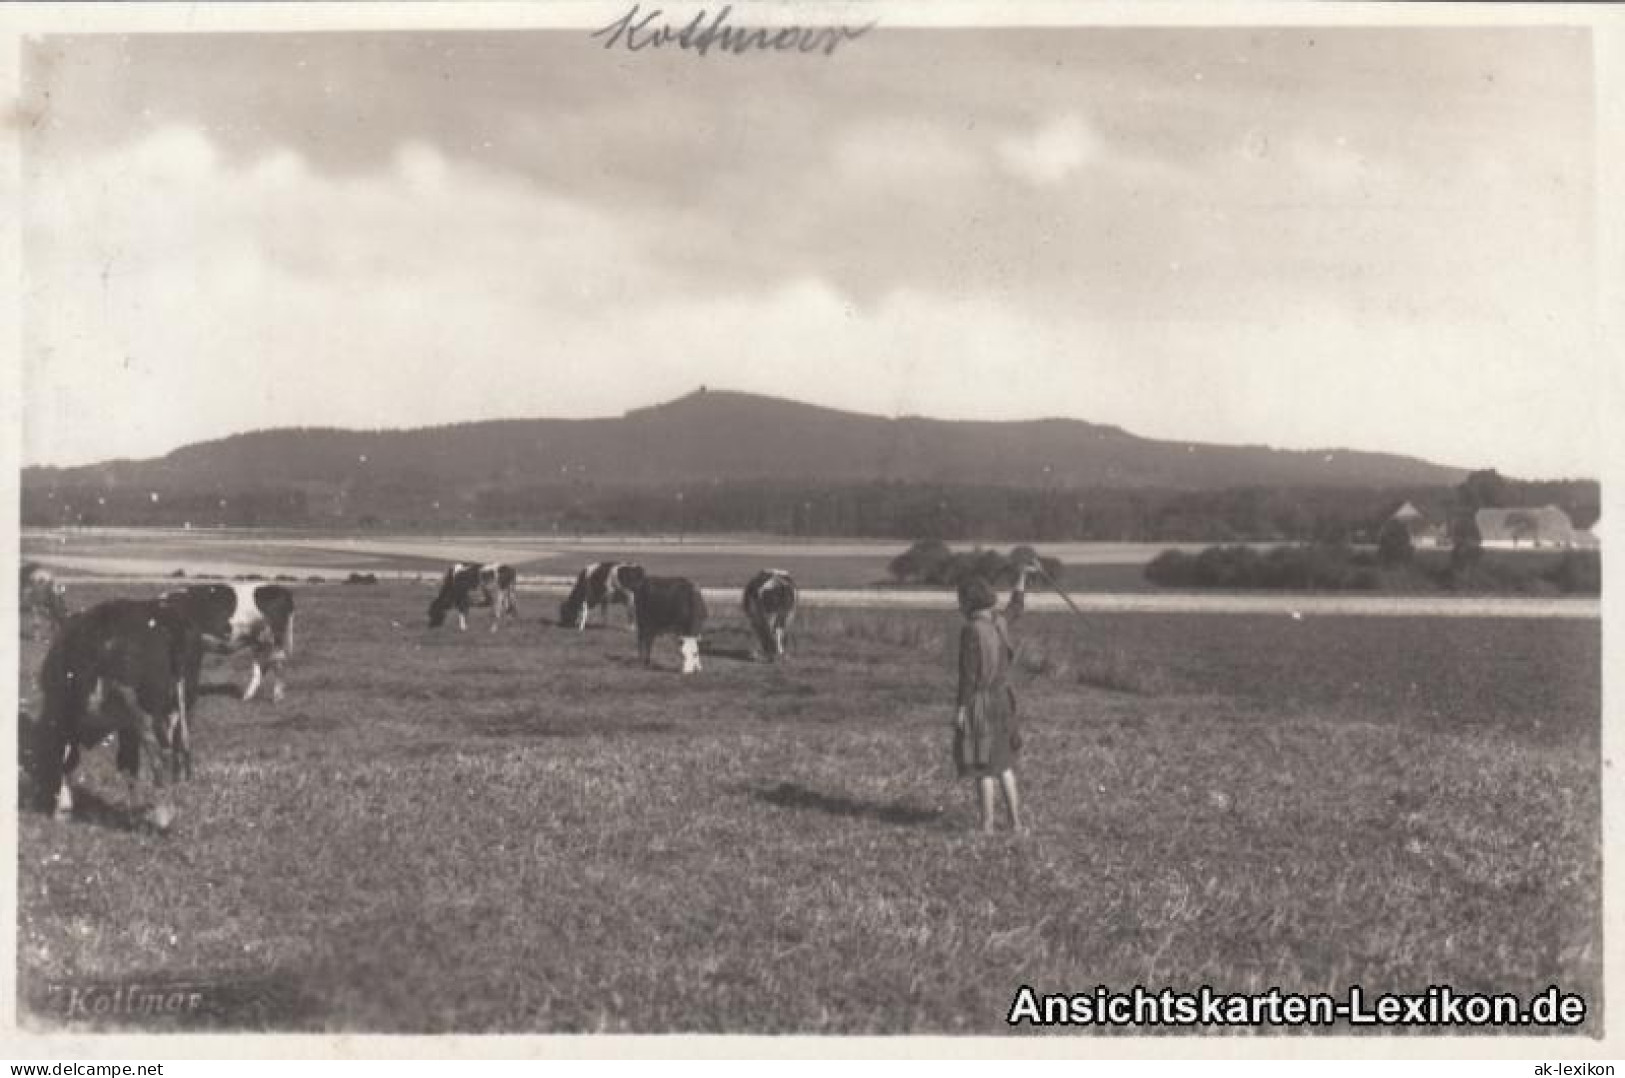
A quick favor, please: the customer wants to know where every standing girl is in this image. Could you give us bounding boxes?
[952,563,1031,833]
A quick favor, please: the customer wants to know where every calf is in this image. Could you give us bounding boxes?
[19,562,68,641]
[558,561,642,630]
[30,599,204,821]
[160,583,296,702]
[629,574,707,673]
[743,569,798,661]
[427,562,519,632]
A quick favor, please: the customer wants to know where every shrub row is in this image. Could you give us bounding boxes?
[888,540,1064,588]
[1146,544,1601,595]
[1439,550,1601,596]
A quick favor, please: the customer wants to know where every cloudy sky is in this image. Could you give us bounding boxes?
[20,22,1606,478]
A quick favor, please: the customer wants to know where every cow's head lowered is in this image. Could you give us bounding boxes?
[427,600,449,629]
[612,564,647,594]
[557,563,645,628]
[427,564,470,628]
[20,564,70,639]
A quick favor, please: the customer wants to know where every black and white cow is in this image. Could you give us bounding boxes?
[19,562,68,641]
[30,599,204,820]
[160,583,296,702]
[427,562,519,632]
[628,574,707,673]
[743,569,798,661]
[557,561,642,631]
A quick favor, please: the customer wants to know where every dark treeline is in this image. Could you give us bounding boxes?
[21,475,1599,541]
[22,486,314,529]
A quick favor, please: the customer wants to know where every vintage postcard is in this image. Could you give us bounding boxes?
[2,0,1621,1061]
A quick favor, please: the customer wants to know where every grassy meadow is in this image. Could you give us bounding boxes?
[14,581,1602,1034]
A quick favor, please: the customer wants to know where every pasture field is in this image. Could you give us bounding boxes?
[20,529,1164,591]
[14,582,1602,1035]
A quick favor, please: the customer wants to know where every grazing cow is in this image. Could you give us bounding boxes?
[628,574,707,673]
[743,569,798,661]
[160,583,296,702]
[30,599,204,821]
[19,562,68,640]
[427,562,519,632]
[557,561,643,630]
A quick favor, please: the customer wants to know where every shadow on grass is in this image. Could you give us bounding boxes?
[700,644,759,663]
[543,618,636,633]
[22,785,159,835]
[601,653,689,674]
[268,712,342,733]
[591,633,762,666]
[465,715,677,740]
[15,716,144,832]
[751,781,947,829]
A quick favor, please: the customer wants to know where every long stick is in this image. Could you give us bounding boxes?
[1028,561,1085,618]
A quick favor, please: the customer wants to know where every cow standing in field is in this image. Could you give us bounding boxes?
[557,561,642,631]
[743,569,798,662]
[30,599,204,822]
[160,583,296,702]
[19,562,68,640]
[628,574,707,673]
[427,562,519,632]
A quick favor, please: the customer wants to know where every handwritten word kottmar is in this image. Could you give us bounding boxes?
[592,4,877,57]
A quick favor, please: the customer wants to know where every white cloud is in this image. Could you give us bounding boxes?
[1286,135,1377,194]
[127,124,219,183]
[24,126,656,463]
[996,115,1103,186]
[831,118,983,188]
[394,140,451,193]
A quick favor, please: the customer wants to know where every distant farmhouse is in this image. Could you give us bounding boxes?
[1386,501,1450,547]
[1474,506,1596,550]
[1382,502,1600,550]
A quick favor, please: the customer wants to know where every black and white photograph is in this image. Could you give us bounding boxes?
[4,0,1620,1052]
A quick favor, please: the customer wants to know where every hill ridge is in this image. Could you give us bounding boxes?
[23,387,1466,492]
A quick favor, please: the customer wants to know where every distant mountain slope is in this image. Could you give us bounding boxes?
[23,388,1467,493]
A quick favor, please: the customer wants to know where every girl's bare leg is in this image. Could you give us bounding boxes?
[977,776,998,832]
[1000,769,1025,832]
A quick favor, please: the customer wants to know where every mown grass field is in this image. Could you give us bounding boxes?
[15,582,1602,1035]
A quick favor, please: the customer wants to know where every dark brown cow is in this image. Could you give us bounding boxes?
[628,574,706,673]
[30,599,204,823]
